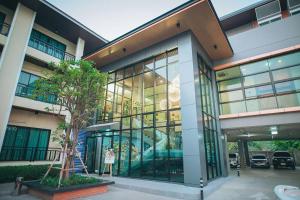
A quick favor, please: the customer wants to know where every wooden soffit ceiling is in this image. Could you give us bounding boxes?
[85,0,233,68]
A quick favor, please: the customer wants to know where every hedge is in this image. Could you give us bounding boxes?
[0,164,60,183]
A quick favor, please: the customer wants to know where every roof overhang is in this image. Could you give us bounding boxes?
[85,0,233,68]
[84,122,120,132]
[2,0,107,55]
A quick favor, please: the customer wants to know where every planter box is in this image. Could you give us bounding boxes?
[23,179,114,200]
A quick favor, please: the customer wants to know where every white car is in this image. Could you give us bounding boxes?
[274,185,300,200]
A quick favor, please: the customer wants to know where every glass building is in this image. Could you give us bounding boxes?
[86,49,184,182]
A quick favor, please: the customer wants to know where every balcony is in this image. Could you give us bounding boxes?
[0,147,61,162]
[0,22,10,36]
[28,37,75,62]
[15,83,57,104]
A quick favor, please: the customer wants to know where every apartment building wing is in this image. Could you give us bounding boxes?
[0,0,106,165]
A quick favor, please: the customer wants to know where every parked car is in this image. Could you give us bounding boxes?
[250,154,270,168]
[229,153,239,168]
[272,151,296,170]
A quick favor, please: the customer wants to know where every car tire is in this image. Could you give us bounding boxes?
[292,165,296,170]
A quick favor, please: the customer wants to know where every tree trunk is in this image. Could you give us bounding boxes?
[62,126,72,179]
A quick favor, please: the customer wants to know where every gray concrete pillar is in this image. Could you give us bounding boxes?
[238,140,246,168]
[0,3,36,150]
[178,32,207,186]
[243,141,250,166]
[75,37,85,60]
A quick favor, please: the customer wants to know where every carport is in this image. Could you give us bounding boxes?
[220,111,300,169]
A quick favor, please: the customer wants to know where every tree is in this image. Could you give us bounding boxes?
[34,60,107,183]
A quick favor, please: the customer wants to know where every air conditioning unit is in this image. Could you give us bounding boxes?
[288,0,300,15]
[255,0,282,26]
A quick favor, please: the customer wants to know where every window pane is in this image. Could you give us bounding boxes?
[130,129,142,177]
[144,59,154,72]
[269,51,300,69]
[272,65,300,81]
[240,60,269,76]
[132,115,142,129]
[275,80,300,94]
[143,113,154,128]
[168,62,180,109]
[221,101,246,114]
[122,78,132,116]
[167,49,178,64]
[132,75,143,114]
[220,90,243,102]
[216,66,241,81]
[245,85,273,98]
[169,110,181,126]
[243,72,270,87]
[154,127,168,180]
[169,126,183,182]
[113,81,123,118]
[155,111,167,127]
[144,71,154,112]
[142,128,154,178]
[218,78,241,91]
[19,72,30,85]
[108,72,115,83]
[155,53,166,68]
[155,67,167,111]
[277,93,300,108]
[246,97,277,111]
[120,131,130,176]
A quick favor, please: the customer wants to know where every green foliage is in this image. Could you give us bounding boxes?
[34,60,108,131]
[248,140,300,152]
[227,142,238,152]
[41,174,99,187]
[0,165,60,183]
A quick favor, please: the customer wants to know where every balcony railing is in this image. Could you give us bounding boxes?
[0,22,10,36]
[0,147,61,162]
[28,37,75,61]
[15,84,57,104]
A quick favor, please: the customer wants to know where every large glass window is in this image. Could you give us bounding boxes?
[16,71,57,104]
[97,48,183,182]
[216,50,300,114]
[0,125,50,161]
[198,56,221,180]
[28,29,68,60]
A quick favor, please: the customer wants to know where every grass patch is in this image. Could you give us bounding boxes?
[41,174,99,187]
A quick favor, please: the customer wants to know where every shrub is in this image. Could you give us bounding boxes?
[0,164,60,183]
[41,174,99,187]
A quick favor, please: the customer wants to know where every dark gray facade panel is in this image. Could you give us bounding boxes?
[220,112,300,129]
[215,14,300,66]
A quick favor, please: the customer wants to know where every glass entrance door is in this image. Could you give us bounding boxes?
[99,133,113,175]
[86,137,97,172]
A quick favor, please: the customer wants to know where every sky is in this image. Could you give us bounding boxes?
[47,0,263,41]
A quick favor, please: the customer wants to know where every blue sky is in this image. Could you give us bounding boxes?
[47,0,262,41]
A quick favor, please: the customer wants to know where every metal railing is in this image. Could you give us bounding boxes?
[28,37,75,61]
[0,147,61,162]
[15,84,57,104]
[0,23,10,36]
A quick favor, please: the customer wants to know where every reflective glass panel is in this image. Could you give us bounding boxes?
[218,78,241,91]
[275,80,300,94]
[221,101,246,114]
[216,66,241,81]
[272,65,300,81]
[220,90,243,102]
[269,51,300,69]
[240,60,269,75]
[245,85,273,98]
[243,72,271,87]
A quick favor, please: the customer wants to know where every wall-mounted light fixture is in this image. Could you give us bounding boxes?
[270,126,278,135]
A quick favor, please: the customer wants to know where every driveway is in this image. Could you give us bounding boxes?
[0,167,299,200]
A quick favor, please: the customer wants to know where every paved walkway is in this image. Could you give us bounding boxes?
[0,167,299,200]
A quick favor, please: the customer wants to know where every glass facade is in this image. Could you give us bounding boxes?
[198,55,222,180]
[0,125,50,161]
[216,51,300,114]
[94,49,183,182]
[15,71,57,104]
